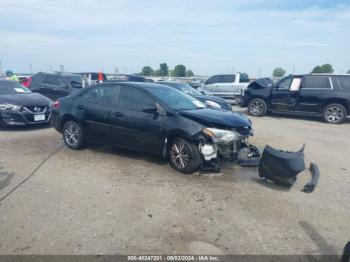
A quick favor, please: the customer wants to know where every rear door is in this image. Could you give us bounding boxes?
[298,75,332,113]
[110,86,163,154]
[77,85,116,142]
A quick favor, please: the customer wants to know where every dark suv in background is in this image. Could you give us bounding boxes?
[30,72,83,101]
[241,74,350,124]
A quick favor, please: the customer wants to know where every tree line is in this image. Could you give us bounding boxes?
[138,63,194,77]
[273,64,350,78]
[139,63,350,78]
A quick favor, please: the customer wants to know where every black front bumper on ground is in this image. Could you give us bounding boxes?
[0,106,51,126]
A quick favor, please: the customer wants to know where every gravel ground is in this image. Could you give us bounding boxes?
[0,109,349,255]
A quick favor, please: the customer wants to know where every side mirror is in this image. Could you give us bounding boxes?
[142,106,158,113]
[71,81,82,89]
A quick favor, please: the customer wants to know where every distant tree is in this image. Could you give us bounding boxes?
[173,65,186,77]
[311,64,334,74]
[273,67,286,77]
[186,69,194,77]
[159,63,169,77]
[152,69,161,76]
[347,69,350,74]
[141,66,153,76]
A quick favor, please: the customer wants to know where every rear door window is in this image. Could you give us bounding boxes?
[86,85,117,105]
[239,73,249,83]
[334,76,350,91]
[43,75,64,86]
[302,76,331,89]
[221,75,235,83]
[118,86,155,111]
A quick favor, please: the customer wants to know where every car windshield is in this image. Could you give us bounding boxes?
[0,81,32,95]
[148,86,206,110]
[166,82,202,96]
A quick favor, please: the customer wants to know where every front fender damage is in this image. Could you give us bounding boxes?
[192,131,261,173]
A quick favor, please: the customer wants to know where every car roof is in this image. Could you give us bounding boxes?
[99,81,172,91]
[36,72,81,77]
[292,74,350,77]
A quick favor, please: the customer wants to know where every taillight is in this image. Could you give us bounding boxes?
[52,101,60,110]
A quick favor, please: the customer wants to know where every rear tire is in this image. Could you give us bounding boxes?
[62,120,84,149]
[168,138,202,174]
[248,98,267,117]
[322,103,347,124]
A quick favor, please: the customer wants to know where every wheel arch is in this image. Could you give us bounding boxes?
[162,129,195,159]
[248,96,270,108]
[60,114,81,130]
[321,99,349,113]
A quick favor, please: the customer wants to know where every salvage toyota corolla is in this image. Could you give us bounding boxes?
[52,82,257,173]
[0,80,52,126]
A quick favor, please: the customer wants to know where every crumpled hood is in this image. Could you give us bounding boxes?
[248,78,273,90]
[0,93,52,107]
[179,108,251,128]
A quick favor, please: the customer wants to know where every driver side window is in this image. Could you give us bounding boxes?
[277,76,293,90]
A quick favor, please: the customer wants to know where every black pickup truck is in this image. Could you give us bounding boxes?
[240,74,350,124]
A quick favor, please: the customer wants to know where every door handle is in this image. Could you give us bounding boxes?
[112,112,124,117]
[76,105,85,110]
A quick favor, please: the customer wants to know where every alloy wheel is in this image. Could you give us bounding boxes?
[250,101,264,115]
[64,122,80,147]
[171,142,189,169]
[325,106,344,123]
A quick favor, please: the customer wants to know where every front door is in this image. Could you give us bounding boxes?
[110,86,163,154]
[271,76,294,111]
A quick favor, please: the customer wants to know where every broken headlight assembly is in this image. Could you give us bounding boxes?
[203,128,242,143]
[0,103,21,111]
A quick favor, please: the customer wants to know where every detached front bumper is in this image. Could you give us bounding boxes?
[0,107,51,126]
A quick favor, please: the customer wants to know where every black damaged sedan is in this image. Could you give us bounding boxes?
[52,82,254,173]
[0,80,52,126]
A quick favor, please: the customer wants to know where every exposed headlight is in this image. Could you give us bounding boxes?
[205,100,221,108]
[203,128,241,143]
[0,103,21,111]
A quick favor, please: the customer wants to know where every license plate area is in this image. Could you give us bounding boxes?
[34,114,45,121]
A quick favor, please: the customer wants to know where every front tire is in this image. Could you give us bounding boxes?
[248,98,267,117]
[322,103,347,124]
[168,138,202,174]
[63,120,84,149]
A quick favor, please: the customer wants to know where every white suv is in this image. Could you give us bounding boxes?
[201,73,250,103]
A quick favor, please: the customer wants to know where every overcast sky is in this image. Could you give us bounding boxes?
[0,0,349,76]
